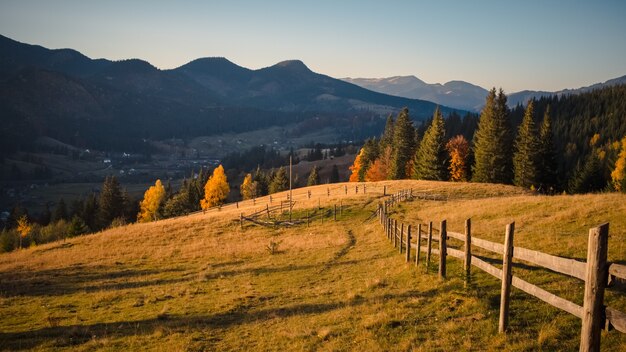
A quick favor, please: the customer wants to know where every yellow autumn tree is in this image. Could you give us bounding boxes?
[201,165,230,209]
[348,149,365,182]
[17,215,32,249]
[240,173,256,200]
[446,135,470,182]
[611,136,626,191]
[137,179,166,222]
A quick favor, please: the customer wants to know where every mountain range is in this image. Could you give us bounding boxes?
[343,75,626,112]
[0,34,459,154]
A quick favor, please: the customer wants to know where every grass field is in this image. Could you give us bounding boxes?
[0,180,624,351]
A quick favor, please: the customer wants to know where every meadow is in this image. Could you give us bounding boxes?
[0,181,624,351]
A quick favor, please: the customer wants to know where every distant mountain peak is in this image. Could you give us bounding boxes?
[272,60,311,71]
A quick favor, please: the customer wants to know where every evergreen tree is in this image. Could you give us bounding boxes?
[67,215,88,237]
[513,101,540,188]
[330,164,340,183]
[269,166,288,194]
[163,191,191,217]
[569,152,607,193]
[389,108,416,179]
[412,107,448,180]
[537,106,559,192]
[97,175,124,228]
[52,198,68,222]
[80,193,98,231]
[358,138,379,181]
[307,166,320,186]
[472,88,513,184]
[253,166,269,196]
[380,114,395,150]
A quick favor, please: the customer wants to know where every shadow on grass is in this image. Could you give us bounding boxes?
[0,266,187,297]
[0,288,441,351]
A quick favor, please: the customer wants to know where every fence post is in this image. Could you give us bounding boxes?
[345,185,347,195]
[327,187,330,197]
[306,210,310,227]
[383,185,387,196]
[266,204,270,218]
[439,220,447,280]
[340,200,343,216]
[464,218,472,285]
[394,220,398,248]
[579,223,609,352]
[399,223,404,254]
[334,205,337,221]
[406,225,411,262]
[270,195,272,203]
[240,213,243,229]
[416,223,422,266]
[387,218,390,240]
[499,222,515,333]
[426,221,433,271]
[308,190,311,199]
[356,185,358,194]
[236,201,239,209]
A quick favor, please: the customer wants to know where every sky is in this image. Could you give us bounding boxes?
[1,0,625,93]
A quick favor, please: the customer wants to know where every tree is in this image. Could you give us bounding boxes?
[446,135,470,182]
[380,114,395,150]
[537,106,559,192]
[201,165,230,209]
[16,215,31,249]
[52,198,68,222]
[330,164,340,183]
[253,166,269,196]
[240,173,257,200]
[366,146,392,181]
[269,166,288,194]
[98,175,125,228]
[163,191,191,217]
[389,108,416,179]
[358,138,379,181]
[569,151,606,193]
[67,215,88,237]
[513,101,540,188]
[138,179,166,222]
[611,136,626,192]
[349,149,365,182]
[472,88,513,184]
[412,107,448,180]
[307,166,320,186]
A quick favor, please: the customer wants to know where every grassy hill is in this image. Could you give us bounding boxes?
[0,181,624,351]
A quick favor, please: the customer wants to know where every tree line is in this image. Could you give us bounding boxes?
[349,86,626,194]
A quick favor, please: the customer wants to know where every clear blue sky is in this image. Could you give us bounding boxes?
[1,0,625,92]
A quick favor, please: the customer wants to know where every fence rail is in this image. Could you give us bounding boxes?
[377,190,625,351]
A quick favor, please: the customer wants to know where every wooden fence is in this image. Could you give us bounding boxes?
[240,200,344,228]
[378,190,626,352]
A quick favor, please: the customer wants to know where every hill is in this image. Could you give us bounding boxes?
[0,34,462,155]
[1,180,624,351]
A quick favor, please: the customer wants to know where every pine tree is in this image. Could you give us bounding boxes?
[269,166,288,194]
[569,152,606,193]
[446,135,470,182]
[253,166,269,196]
[358,138,379,181]
[472,88,513,184]
[240,173,257,200]
[537,106,559,192]
[513,101,540,188]
[98,175,124,228]
[307,166,320,186]
[138,179,166,222]
[163,191,191,217]
[389,108,416,179]
[412,107,447,180]
[201,165,230,209]
[330,164,340,183]
[67,215,89,237]
[380,114,395,150]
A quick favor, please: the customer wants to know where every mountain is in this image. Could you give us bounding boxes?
[342,76,488,112]
[507,75,626,107]
[0,34,462,154]
[344,74,626,112]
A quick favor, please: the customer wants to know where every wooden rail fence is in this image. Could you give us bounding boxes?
[378,190,626,352]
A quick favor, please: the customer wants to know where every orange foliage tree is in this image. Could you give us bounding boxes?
[349,149,365,182]
[138,179,166,222]
[201,165,230,209]
[611,136,626,191]
[445,135,470,182]
[365,147,391,181]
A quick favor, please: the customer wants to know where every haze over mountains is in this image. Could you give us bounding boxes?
[343,75,626,112]
[0,34,459,154]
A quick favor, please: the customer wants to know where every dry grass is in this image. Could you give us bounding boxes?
[0,180,624,351]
